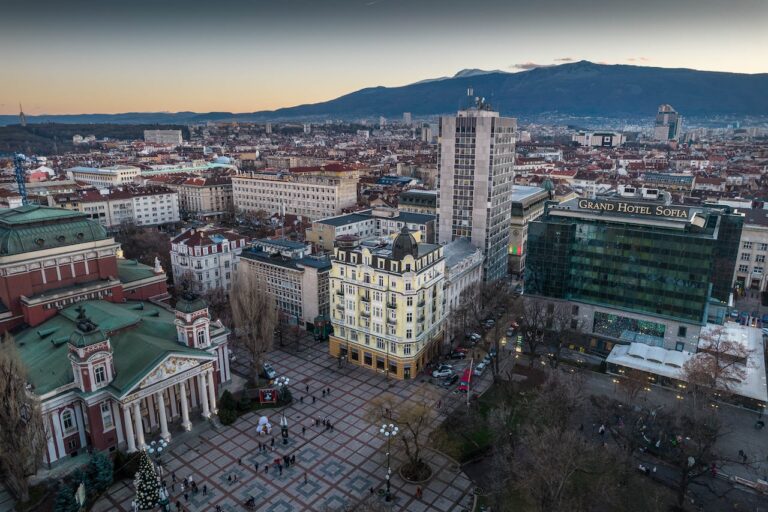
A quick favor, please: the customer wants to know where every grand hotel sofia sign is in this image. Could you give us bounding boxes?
[576,199,690,219]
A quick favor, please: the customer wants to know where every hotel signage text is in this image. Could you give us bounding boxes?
[577,199,689,219]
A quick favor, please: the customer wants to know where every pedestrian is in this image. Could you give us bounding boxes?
[738,449,745,458]
[175,500,181,512]
[216,506,222,512]
[184,493,189,502]
[416,486,422,499]
[265,464,269,474]
[271,437,275,447]
[322,389,326,398]
[203,484,208,496]
[255,462,259,472]
[330,422,334,432]
[183,477,188,487]
[598,424,606,436]
[279,464,283,476]
[291,454,296,465]
[437,400,441,408]
[312,396,316,404]
[180,483,185,493]
[579,423,584,432]
[304,472,308,484]
[192,482,198,494]
[326,387,330,395]
[305,384,309,393]
[188,475,194,486]
[300,396,304,404]
[238,457,242,465]
[228,475,232,484]
[302,426,306,436]
[172,472,177,483]
[171,482,175,492]
[369,487,375,495]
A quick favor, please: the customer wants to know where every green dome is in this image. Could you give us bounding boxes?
[0,205,108,256]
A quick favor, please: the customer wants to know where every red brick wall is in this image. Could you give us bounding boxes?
[86,403,117,453]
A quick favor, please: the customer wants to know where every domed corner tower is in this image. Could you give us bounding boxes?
[174,290,211,349]
[67,305,114,393]
[391,226,419,260]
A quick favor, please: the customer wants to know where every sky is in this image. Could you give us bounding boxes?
[1,0,766,115]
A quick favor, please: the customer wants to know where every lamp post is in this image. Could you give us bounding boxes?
[379,423,398,502]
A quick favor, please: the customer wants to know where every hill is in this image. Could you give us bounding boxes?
[2,61,766,126]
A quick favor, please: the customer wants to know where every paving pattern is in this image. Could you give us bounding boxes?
[93,341,486,511]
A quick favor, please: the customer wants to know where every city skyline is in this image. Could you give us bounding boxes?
[1,0,766,115]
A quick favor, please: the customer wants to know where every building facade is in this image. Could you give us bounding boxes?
[398,190,437,215]
[144,129,183,145]
[654,104,683,141]
[443,238,483,345]
[572,131,625,147]
[437,104,516,281]
[525,190,743,355]
[328,230,445,379]
[67,166,142,188]
[170,228,248,293]
[239,239,331,329]
[305,208,436,253]
[232,167,359,220]
[76,186,180,228]
[732,208,768,292]
[508,186,549,276]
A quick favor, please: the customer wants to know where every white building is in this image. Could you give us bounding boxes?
[572,131,625,147]
[77,186,180,227]
[232,167,359,221]
[171,228,248,293]
[443,238,483,344]
[144,130,183,145]
[67,165,142,188]
[733,208,768,292]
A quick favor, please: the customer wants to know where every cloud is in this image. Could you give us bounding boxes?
[627,56,651,62]
[554,57,574,62]
[509,62,555,70]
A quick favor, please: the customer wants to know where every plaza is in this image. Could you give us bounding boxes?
[92,340,482,512]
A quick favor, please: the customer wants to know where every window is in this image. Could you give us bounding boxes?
[197,330,206,346]
[757,255,765,263]
[405,282,412,291]
[378,276,384,287]
[675,342,685,352]
[377,338,385,350]
[743,241,753,249]
[61,410,75,433]
[403,344,412,356]
[406,329,413,339]
[571,305,579,315]
[755,266,764,274]
[759,243,768,251]
[101,402,114,430]
[738,264,749,272]
[741,253,751,261]
[677,326,687,337]
[406,296,413,307]
[94,366,107,385]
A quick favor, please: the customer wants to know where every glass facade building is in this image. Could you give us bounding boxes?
[525,195,742,351]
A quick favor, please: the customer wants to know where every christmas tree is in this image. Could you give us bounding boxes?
[134,451,159,510]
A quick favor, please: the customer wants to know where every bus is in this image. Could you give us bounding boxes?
[457,367,472,393]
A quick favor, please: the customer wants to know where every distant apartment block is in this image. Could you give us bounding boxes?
[76,186,180,227]
[149,175,233,220]
[264,156,329,169]
[171,228,247,292]
[654,104,682,141]
[306,207,436,252]
[232,166,359,220]
[572,131,625,147]
[67,165,141,188]
[144,129,183,145]
[398,189,437,215]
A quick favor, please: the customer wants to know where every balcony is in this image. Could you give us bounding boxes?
[335,303,344,311]
[417,316,425,323]
[417,300,426,307]
[387,317,397,325]
[386,302,397,309]
[361,295,370,303]
[361,311,370,318]
[335,289,345,297]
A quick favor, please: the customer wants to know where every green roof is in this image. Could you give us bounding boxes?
[176,295,208,314]
[117,258,159,283]
[15,300,213,397]
[0,205,108,256]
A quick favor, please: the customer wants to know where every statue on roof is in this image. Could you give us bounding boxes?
[75,305,97,333]
[154,256,163,274]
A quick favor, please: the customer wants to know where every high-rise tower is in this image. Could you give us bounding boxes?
[654,104,682,141]
[437,100,516,281]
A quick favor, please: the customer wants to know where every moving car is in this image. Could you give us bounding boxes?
[449,350,467,359]
[441,374,460,388]
[473,363,486,376]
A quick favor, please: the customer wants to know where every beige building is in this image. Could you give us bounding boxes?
[509,186,550,276]
[328,230,445,379]
[67,165,142,188]
[264,156,329,169]
[733,208,768,292]
[150,176,233,220]
[232,167,359,220]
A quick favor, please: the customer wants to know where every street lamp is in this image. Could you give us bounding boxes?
[379,423,399,502]
[276,376,290,402]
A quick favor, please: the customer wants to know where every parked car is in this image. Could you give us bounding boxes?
[457,368,472,392]
[506,328,514,337]
[729,310,739,319]
[488,348,497,358]
[262,363,277,380]
[473,363,486,376]
[482,355,492,366]
[484,319,496,328]
[432,367,453,378]
[441,374,460,388]
[450,351,467,359]
[762,314,768,324]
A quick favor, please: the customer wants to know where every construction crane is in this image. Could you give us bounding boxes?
[13,153,29,206]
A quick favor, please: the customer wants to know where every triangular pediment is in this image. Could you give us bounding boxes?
[136,354,211,390]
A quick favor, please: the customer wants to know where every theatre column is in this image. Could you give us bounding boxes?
[199,373,211,419]
[123,404,136,453]
[207,370,218,415]
[179,380,191,431]
[157,391,170,441]
[132,401,146,450]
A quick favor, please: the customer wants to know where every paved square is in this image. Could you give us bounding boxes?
[94,342,482,511]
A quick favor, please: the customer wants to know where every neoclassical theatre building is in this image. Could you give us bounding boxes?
[0,206,231,465]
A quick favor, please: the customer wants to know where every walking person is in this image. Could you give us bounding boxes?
[312,396,316,404]
[326,387,330,396]
[416,486,422,499]
[255,462,259,472]
[304,472,308,484]
[302,425,306,436]
[203,484,207,496]
[305,384,309,393]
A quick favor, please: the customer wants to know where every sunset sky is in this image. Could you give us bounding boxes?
[1,0,766,115]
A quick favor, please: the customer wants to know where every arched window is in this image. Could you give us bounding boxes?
[197,329,206,346]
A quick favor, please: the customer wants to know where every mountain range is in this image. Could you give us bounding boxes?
[2,61,767,126]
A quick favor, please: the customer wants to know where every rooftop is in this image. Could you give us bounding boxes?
[316,209,435,228]
[443,238,481,269]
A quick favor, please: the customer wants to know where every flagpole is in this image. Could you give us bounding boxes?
[466,358,473,408]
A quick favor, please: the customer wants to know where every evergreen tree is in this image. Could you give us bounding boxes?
[88,451,114,493]
[134,451,159,510]
[53,483,78,512]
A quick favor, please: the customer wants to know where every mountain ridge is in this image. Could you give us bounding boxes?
[2,61,766,125]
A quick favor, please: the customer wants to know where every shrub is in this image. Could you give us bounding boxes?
[53,483,78,512]
[219,390,237,410]
[88,451,114,493]
[218,408,237,425]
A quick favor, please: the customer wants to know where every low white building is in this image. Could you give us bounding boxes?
[77,186,180,227]
[67,165,142,188]
[443,238,483,345]
[171,228,248,292]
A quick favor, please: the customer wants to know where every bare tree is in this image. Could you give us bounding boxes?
[682,326,751,409]
[514,297,550,366]
[0,334,47,502]
[547,303,583,367]
[616,368,647,404]
[114,222,172,279]
[229,269,278,386]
